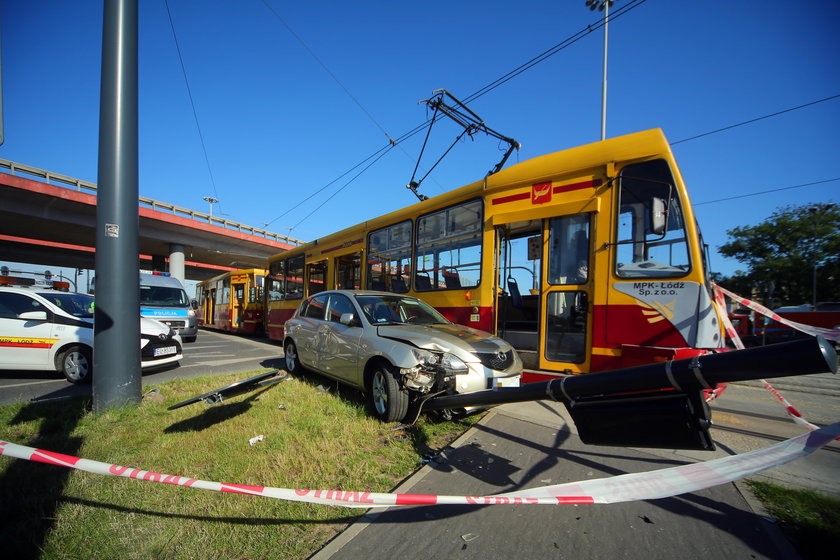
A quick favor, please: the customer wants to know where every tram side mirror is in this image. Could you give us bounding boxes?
[651,197,668,236]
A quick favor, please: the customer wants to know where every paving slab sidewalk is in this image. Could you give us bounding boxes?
[313,400,802,560]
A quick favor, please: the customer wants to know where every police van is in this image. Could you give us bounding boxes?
[0,277,183,383]
[139,272,199,342]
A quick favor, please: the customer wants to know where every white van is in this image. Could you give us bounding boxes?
[139,272,199,342]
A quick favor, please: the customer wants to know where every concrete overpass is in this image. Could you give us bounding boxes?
[0,159,304,282]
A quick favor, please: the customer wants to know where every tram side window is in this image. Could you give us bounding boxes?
[336,253,361,290]
[615,159,691,278]
[267,256,305,300]
[308,261,328,295]
[547,214,590,285]
[367,221,411,293]
[415,199,483,291]
[545,291,587,363]
[267,263,285,302]
[285,255,305,299]
[251,275,264,303]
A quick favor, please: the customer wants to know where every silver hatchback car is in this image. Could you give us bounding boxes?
[283,290,521,422]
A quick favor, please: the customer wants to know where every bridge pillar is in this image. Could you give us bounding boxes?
[169,243,185,284]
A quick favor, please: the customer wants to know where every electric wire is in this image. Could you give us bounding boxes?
[288,147,395,232]
[265,0,650,230]
[671,93,840,145]
[260,0,834,233]
[693,178,840,207]
[163,0,221,209]
[463,0,648,104]
[258,0,397,146]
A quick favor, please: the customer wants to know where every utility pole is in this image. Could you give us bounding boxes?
[203,196,219,217]
[586,0,613,141]
[93,0,141,411]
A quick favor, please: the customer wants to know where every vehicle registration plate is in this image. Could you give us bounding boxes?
[494,376,520,388]
[154,345,177,357]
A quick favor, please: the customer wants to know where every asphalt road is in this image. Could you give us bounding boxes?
[0,329,284,406]
[707,373,840,496]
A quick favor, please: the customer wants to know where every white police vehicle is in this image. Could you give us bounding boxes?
[0,278,183,384]
[139,272,199,342]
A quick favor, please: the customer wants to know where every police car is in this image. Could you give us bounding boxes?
[0,278,183,384]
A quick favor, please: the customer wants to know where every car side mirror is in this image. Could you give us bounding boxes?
[19,311,48,321]
[340,312,360,327]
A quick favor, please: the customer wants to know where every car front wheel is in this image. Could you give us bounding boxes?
[58,345,93,384]
[369,364,409,423]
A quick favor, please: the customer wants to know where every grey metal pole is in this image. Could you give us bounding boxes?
[600,2,608,141]
[811,206,818,309]
[93,0,141,411]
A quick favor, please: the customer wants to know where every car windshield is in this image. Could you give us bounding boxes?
[355,294,450,326]
[140,286,190,307]
[37,292,94,318]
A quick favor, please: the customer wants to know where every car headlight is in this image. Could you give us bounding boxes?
[410,349,469,375]
[441,353,469,375]
[411,348,439,366]
[188,309,196,317]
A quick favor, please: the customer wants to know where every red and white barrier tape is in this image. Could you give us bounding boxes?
[711,283,834,430]
[713,285,745,350]
[760,380,820,431]
[3,422,839,508]
[713,284,840,342]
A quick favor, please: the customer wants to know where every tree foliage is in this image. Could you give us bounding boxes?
[717,202,839,305]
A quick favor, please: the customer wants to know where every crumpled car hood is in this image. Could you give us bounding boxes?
[376,323,513,360]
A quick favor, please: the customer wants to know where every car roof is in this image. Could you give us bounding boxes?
[310,289,417,298]
[0,285,86,295]
[139,274,185,288]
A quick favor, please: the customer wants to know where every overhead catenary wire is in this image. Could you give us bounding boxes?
[670,93,840,145]
[259,0,836,234]
[163,0,221,210]
[693,178,840,207]
[258,0,397,147]
[265,0,650,230]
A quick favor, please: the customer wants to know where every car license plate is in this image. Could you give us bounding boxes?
[494,376,520,388]
[154,345,176,357]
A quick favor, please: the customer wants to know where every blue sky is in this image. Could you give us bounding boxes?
[1,0,838,281]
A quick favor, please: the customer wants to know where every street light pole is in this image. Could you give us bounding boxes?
[810,206,818,309]
[586,0,613,141]
[203,196,219,217]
